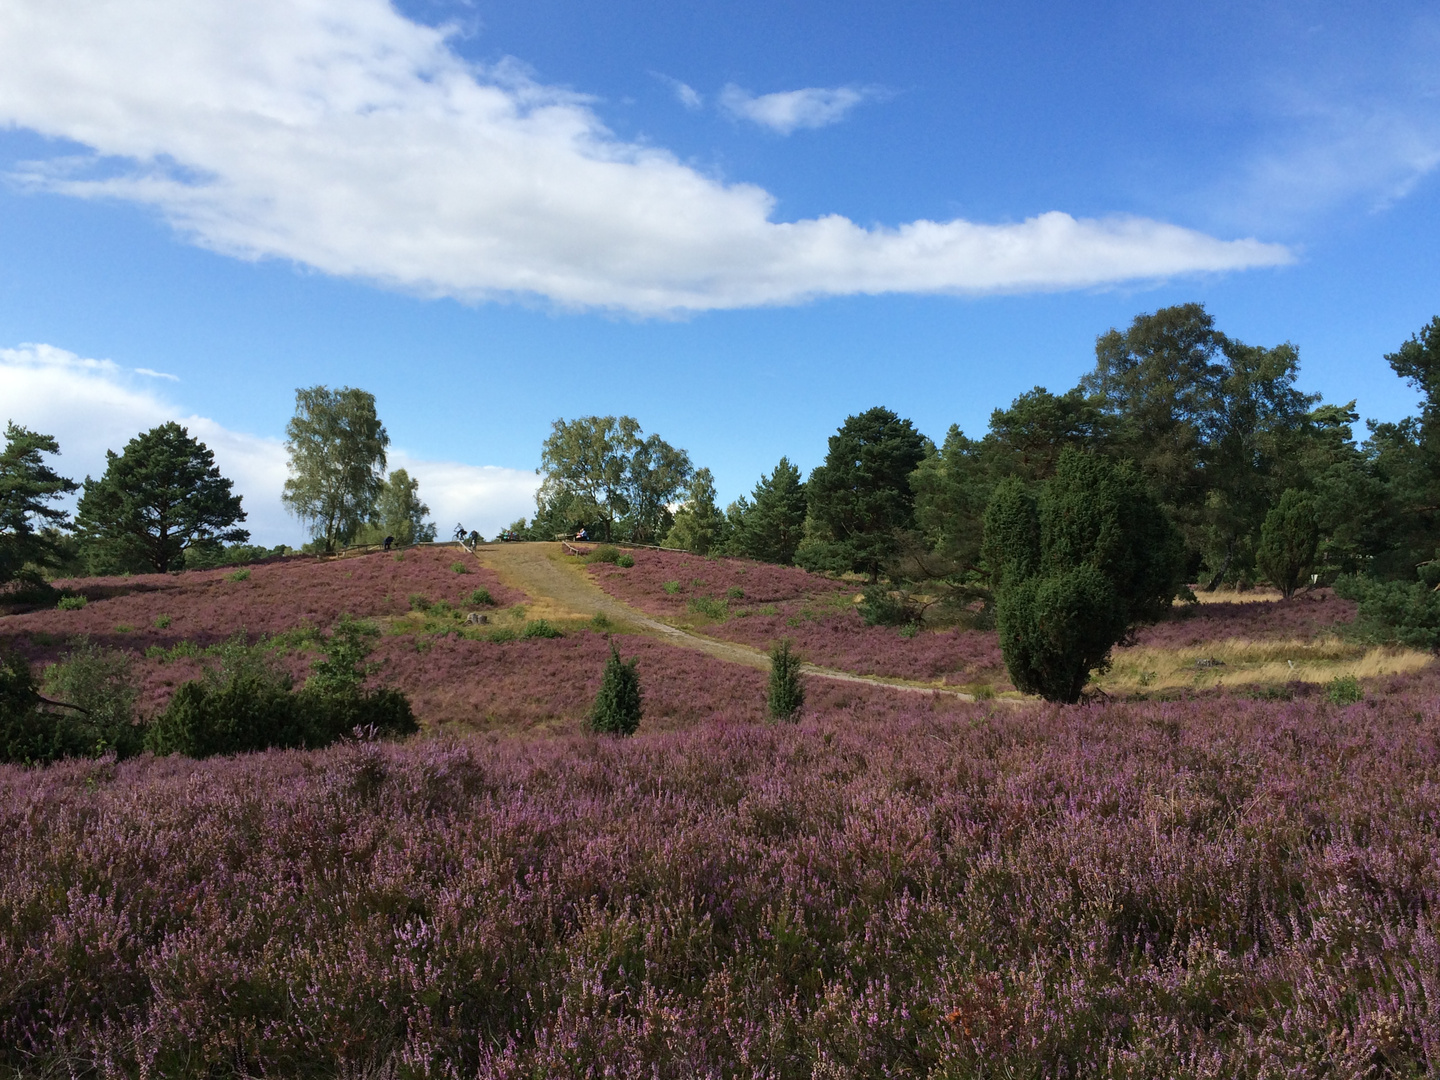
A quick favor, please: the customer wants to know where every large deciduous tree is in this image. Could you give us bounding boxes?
[282,386,389,553]
[0,423,77,588]
[539,416,690,542]
[75,423,247,574]
[797,407,928,582]
[664,467,726,554]
[984,449,1183,703]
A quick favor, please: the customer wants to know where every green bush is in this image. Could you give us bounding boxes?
[56,595,87,611]
[662,580,681,595]
[486,626,519,643]
[1256,489,1319,599]
[616,553,635,568]
[1325,674,1363,706]
[408,593,432,613]
[451,561,470,574]
[0,650,103,765]
[226,568,251,582]
[154,614,171,629]
[589,642,642,736]
[585,545,623,565]
[725,586,744,599]
[767,639,804,721]
[984,451,1183,703]
[857,584,914,627]
[1334,573,1440,650]
[145,625,416,759]
[467,588,495,606]
[521,619,564,639]
[43,640,144,758]
[687,596,729,619]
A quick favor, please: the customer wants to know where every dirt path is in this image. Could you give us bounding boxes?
[468,542,975,700]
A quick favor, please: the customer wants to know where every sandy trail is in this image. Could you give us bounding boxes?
[468,542,974,699]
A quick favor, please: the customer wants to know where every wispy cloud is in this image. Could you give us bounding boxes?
[651,72,703,111]
[0,0,1290,314]
[719,84,874,135]
[1,343,539,544]
[134,367,180,381]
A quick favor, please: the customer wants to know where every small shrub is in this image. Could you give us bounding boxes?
[589,642,642,736]
[451,561,470,574]
[226,568,251,582]
[662,580,681,595]
[113,625,133,634]
[56,595,87,611]
[616,553,635,568]
[586,545,623,565]
[1335,573,1440,650]
[392,552,405,562]
[767,639,804,721]
[590,613,612,631]
[467,588,496,606]
[1325,675,1363,706]
[43,641,144,758]
[725,586,744,600]
[521,619,564,639]
[154,614,172,629]
[687,596,729,620]
[858,584,914,627]
[408,593,432,613]
[487,626,519,643]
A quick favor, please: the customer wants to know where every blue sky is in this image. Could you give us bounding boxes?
[2,0,1437,544]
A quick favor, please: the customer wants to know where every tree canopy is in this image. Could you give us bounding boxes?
[74,423,247,574]
[0,423,77,588]
[539,416,690,542]
[726,457,807,565]
[796,407,928,581]
[282,386,389,553]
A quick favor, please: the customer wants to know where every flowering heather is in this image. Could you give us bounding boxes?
[3,669,1439,1076]
[588,549,1007,683]
[0,547,522,666]
[1131,588,1357,649]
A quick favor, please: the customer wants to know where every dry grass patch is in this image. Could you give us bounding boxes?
[1099,636,1432,693]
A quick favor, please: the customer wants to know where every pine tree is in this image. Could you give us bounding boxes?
[767,638,804,721]
[589,641,642,735]
[728,457,807,564]
[0,423,77,588]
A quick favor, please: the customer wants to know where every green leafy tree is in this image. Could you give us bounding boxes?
[767,639,804,720]
[0,423,77,588]
[665,467,726,554]
[796,407,929,581]
[282,386,390,553]
[984,450,1184,703]
[726,457,807,564]
[75,423,247,573]
[540,416,691,542]
[589,641,642,735]
[1256,489,1320,599]
[356,468,437,547]
[540,416,641,542]
[622,434,692,543]
[1081,303,1315,585]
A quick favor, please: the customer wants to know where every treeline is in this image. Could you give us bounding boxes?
[526,303,1440,689]
[0,386,442,592]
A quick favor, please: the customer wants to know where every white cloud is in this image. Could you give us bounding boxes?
[134,367,180,381]
[0,0,1290,314]
[0,343,539,545]
[651,73,703,111]
[720,84,871,134]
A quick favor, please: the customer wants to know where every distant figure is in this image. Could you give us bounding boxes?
[575,527,588,541]
[383,535,394,552]
[468,530,480,549]
[453,523,466,543]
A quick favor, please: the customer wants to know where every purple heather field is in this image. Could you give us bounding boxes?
[3,671,1439,1077]
[586,549,1010,684]
[1,546,1436,1077]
